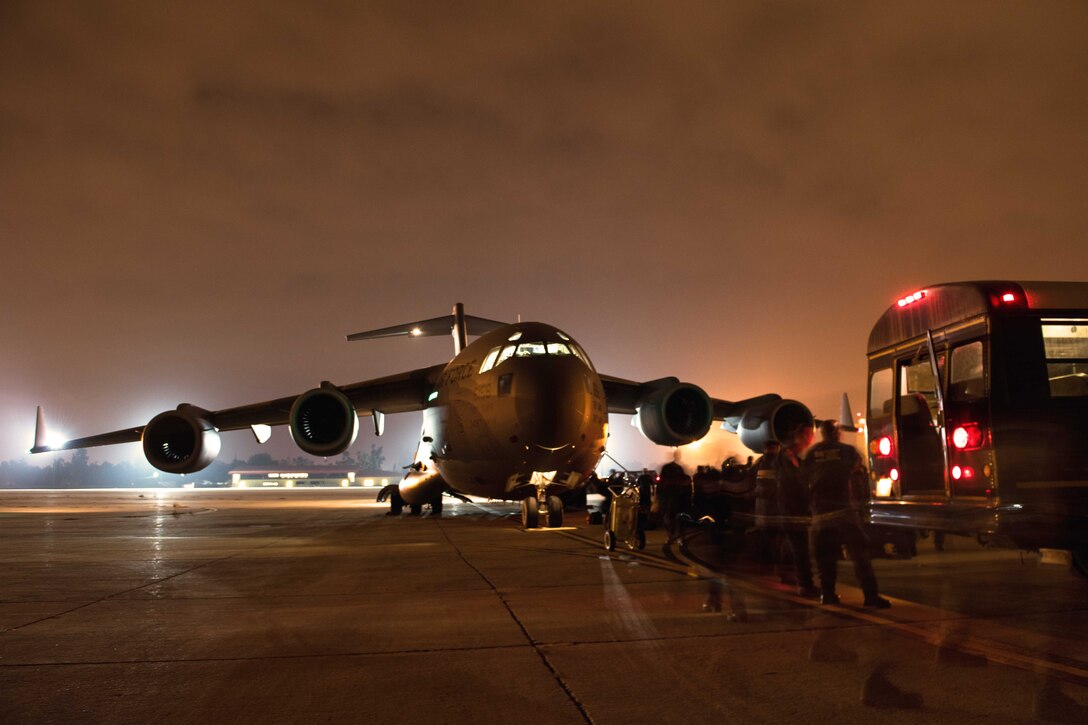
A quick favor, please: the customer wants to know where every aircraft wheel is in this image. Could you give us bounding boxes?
[409,503,423,516]
[386,487,404,516]
[430,495,443,517]
[546,495,563,528]
[521,498,539,529]
[635,530,646,550]
[604,530,616,551]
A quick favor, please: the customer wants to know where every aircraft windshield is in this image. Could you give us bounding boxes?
[478,341,590,373]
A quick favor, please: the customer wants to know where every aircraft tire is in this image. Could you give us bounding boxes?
[386,487,404,516]
[409,503,423,516]
[546,495,563,528]
[604,530,616,552]
[521,498,539,529]
[431,495,443,516]
[635,530,646,550]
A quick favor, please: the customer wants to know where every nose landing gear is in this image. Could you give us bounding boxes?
[521,491,565,530]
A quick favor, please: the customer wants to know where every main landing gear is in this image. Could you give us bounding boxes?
[378,485,443,517]
[521,494,564,529]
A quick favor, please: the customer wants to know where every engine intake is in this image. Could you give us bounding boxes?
[289,385,359,457]
[142,406,221,474]
[734,397,813,453]
[636,381,713,446]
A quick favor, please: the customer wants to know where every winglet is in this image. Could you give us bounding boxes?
[31,406,50,453]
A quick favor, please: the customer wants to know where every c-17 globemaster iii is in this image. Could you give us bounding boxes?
[33,304,812,528]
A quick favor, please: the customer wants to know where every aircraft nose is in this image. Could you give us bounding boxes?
[513,362,589,454]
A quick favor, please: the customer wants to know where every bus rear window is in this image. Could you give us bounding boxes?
[869,368,893,419]
[1042,319,1088,397]
[949,341,985,401]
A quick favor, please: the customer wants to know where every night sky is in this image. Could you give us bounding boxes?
[3,1,1088,470]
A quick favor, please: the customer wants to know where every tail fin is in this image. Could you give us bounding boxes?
[32,406,50,453]
[346,303,506,357]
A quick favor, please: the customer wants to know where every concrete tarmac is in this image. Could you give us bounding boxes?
[1,489,1087,724]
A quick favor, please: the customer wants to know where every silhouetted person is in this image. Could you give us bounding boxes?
[778,423,818,598]
[805,420,890,608]
[751,440,786,575]
[658,461,692,543]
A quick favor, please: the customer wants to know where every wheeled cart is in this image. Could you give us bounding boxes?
[604,482,646,551]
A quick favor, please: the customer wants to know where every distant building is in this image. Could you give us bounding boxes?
[228,466,399,489]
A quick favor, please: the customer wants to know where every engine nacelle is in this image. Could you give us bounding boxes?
[289,385,359,457]
[735,397,813,453]
[636,381,713,447]
[142,406,221,474]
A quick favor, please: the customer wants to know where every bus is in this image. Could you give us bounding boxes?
[864,281,1088,572]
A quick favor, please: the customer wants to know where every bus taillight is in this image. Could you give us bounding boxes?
[952,465,975,480]
[875,436,893,456]
[951,423,984,450]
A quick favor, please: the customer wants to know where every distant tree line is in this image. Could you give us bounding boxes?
[0,445,388,489]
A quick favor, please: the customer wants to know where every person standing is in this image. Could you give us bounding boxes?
[805,420,891,608]
[777,423,819,598]
[658,461,692,543]
[750,440,784,573]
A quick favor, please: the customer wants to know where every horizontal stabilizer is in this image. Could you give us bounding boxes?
[347,314,505,341]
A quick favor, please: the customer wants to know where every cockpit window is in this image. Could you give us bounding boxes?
[570,344,594,370]
[478,338,593,373]
[515,342,547,357]
[479,346,501,374]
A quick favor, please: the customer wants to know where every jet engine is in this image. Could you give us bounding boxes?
[635,381,713,447]
[731,396,813,453]
[289,384,359,457]
[142,406,221,474]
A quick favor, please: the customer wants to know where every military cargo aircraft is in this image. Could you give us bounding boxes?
[32,304,812,528]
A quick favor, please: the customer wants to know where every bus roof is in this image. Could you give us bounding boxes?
[867,280,1088,355]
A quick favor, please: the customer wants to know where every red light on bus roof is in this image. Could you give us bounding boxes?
[896,290,927,308]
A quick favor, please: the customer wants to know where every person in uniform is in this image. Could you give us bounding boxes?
[777,423,819,598]
[804,419,891,608]
[750,441,783,571]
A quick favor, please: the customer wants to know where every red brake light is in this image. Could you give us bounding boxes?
[951,423,984,450]
[890,468,899,481]
[951,465,975,481]
[877,436,893,456]
[1001,292,1016,303]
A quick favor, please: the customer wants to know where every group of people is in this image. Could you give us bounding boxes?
[755,419,891,608]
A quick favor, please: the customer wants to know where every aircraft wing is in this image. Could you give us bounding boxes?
[600,374,811,451]
[32,363,446,454]
[599,374,761,419]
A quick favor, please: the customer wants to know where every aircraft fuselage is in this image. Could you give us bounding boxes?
[400,322,608,504]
